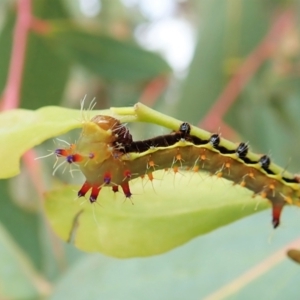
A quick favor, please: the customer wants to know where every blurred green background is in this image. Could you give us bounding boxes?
[1,0,300,299]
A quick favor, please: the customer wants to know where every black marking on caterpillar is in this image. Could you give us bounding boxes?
[54,115,300,229]
[236,142,249,159]
[179,122,191,139]
[209,133,220,148]
[209,133,236,155]
[259,155,273,174]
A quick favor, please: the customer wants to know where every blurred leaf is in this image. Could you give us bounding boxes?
[0,8,14,94]
[48,27,171,82]
[21,32,71,109]
[49,208,300,300]
[32,0,68,19]
[0,180,42,269]
[0,220,51,299]
[21,0,71,109]
[175,0,269,123]
[44,171,268,258]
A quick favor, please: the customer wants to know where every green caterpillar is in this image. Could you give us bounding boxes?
[54,111,300,229]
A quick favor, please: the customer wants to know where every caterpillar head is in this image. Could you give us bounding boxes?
[75,115,122,164]
[55,115,126,167]
[53,115,133,202]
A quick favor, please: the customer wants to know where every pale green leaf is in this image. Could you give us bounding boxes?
[45,170,268,258]
[0,106,110,178]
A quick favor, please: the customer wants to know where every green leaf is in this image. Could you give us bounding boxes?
[48,26,171,81]
[44,170,268,258]
[0,106,110,178]
[0,221,51,299]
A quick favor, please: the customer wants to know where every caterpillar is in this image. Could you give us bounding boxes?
[54,113,300,229]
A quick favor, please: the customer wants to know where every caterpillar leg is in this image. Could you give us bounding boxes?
[78,181,101,203]
[272,203,284,228]
[77,181,132,203]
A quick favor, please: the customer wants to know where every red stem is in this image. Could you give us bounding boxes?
[199,10,294,132]
[139,76,168,107]
[23,150,45,198]
[1,1,65,270]
[1,0,32,110]
[23,149,67,272]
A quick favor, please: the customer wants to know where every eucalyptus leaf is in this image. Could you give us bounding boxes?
[48,27,171,81]
[0,106,110,178]
[45,170,268,258]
